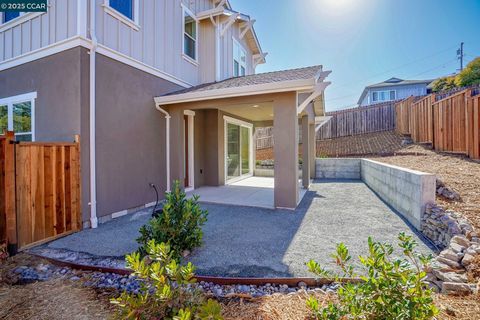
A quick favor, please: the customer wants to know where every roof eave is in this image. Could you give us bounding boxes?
[154,78,317,106]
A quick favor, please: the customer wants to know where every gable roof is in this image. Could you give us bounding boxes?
[357,78,433,104]
[155,65,330,105]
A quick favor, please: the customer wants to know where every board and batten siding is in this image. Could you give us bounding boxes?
[96,0,216,86]
[0,0,79,61]
[219,20,254,79]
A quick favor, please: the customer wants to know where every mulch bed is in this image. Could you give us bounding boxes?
[1,253,480,319]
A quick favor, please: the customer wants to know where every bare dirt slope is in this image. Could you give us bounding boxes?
[372,145,480,230]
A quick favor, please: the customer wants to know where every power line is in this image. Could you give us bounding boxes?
[330,45,458,91]
[326,57,458,103]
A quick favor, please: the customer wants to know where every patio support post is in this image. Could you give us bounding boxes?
[301,115,310,189]
[309,123,316,179]
[273,93,299,209]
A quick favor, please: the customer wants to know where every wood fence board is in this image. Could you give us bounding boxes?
[0,136,82,250]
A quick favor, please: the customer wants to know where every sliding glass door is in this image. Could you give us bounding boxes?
[225,117,252,182]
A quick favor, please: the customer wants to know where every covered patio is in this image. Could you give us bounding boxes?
[154,66,331,209]
[187,176,307,208]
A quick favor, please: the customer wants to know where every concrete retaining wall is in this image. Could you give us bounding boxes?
[254,168,302,178]
[315,158,436,230]
[315,158,361,179]
[360,159,435,230]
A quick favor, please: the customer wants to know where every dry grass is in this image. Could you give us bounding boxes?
[372,144,480,230]
[1,254,480,319]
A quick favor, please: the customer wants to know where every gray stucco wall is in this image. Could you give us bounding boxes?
[0,47,91,219]
[95,53,183,219]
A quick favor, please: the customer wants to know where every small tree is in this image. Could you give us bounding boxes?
[431,76,457,93]
[138,181,208,260]
[456,57,480,87]
[306,233,438,320]
[111,240,223,320]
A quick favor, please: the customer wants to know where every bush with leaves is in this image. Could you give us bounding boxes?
[431,76,457,93]
[456,57,480,87]
[111,240,222,320]
[306,233,438,320]
[138,181,208,260]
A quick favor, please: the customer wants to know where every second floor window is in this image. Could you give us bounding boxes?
[372,90,396,102]
[183,8,197,61]
[2,11,21,24]
[233,39,246,77]
[109,0,134,21]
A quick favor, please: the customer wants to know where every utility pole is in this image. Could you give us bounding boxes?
[457,42,464,71]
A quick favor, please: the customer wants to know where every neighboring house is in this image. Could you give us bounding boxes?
[357,77,432,106]
[0,0,330,229]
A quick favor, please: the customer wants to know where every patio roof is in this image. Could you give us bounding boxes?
[154,65,331,108]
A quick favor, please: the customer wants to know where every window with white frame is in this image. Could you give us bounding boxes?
[1,11,21,24]
[108,0,134,20]
[233,39,246,77]
[0,92,36,141]
[372,90,396,102]
[183,7,197,61]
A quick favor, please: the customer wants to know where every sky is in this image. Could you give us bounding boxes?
[231,0,480,111]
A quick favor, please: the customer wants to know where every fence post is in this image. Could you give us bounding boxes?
[465,90,472,157]
[3,131,17,255]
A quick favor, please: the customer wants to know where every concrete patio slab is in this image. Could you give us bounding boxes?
[37,179,434,278]
[187,176,307,209]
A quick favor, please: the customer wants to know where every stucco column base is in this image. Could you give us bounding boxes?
[273,93,299,209]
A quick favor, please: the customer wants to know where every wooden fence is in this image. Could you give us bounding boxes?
[394,88,480,160]
[0,132,81,252]
[316,101,396,140]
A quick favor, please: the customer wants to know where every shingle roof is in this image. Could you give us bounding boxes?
[357,77,433,104]
[366,78,433,89]
[164,65,322,96]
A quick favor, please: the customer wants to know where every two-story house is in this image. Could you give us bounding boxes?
[357,77,432,106]
[0,0,330,230]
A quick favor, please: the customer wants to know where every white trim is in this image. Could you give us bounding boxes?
[111,209,128,219]
[183,110,195,190]
[89,0,98,229]
[155,105,171,192]
[233,37,247,77]
[103,0,140,31]
[0,91,37,141]
[220,13,239,37]
[0,36,91,72]
[224,116,254,184]
[181,4,199,63]
[155,78,317,105]
[239,19,255,39]
[182,53,199,66]
[96,44,193,88]
[223,115,253,128]
[0,12,45,33]
[297,81,331,114]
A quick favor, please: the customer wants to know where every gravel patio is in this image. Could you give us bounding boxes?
[31,179,434,278]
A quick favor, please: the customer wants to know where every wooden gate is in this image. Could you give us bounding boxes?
[0,131,81,251]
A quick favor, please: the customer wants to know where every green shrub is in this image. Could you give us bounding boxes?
[111,240,223,320]
[431,76,457,93]
[456,57,480,87]
[137,181,208,260]
[306,233,438,320]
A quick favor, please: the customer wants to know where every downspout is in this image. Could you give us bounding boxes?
[89,0,98,228]
[155,105,171,192]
